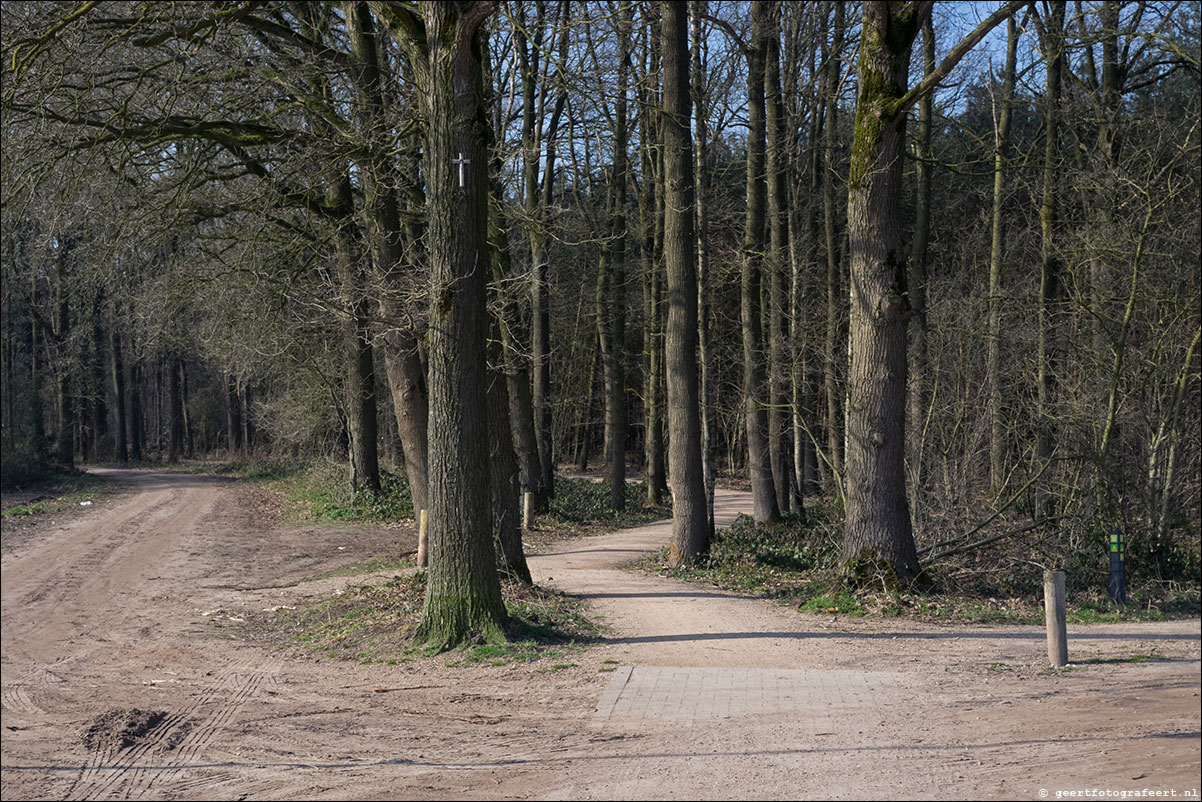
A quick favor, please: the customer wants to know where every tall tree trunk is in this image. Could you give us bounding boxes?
[129,359,144,461]
[109,325,127,463]
[795,11,823,499]
[393,0,506,648]
[987,17,1018,491]
[347,1,425,508]
[485,204,540,502]
[335,214,381,494]
[1089,0,1125,497]
[226,374,241,455]
[907,16,934,533]
[822,1,846,491]
[575,339,600,472]
[524,1,569,506]
[167,352,184,463]
[742,3,779,523]
[29,305,46,455]
[692,0,715,532]
[662,0,708,567]
[88,300,108,461]
[644,249,666,504]
[599,1,631,512]
[1089,0,1123,367]
[515,0,549,506]
[179,359,193,458]
[484,123,532,583]
[381,328,428,515]
[53,242,73,467]
[241,384,254,456]
[1036,1,1066,521]
[841,2,923,580]
[640,16,667,506]
[488,322,531,583]
[840,0,1021,578]
[765,0,796,515]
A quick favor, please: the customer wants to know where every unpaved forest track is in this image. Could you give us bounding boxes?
[1,468,1199,800]
[2,470,288,800]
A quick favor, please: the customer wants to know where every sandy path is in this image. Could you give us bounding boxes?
[1,469,1198,801]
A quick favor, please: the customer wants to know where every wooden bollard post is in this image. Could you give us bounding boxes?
[417,509,429,568]
[1044,570,1068,667]
[523,492,535,531]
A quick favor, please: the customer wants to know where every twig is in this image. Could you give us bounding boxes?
[923,520,1046,564]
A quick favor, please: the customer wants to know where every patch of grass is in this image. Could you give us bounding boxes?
[799,591,865,617]
[252,574,600,666]
[242,461,413,523]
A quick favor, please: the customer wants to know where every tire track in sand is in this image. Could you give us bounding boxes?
[67,659,282,800]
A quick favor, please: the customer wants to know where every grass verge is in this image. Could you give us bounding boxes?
[250,574,599,667]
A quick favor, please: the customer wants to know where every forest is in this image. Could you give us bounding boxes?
[1,1,1199,646]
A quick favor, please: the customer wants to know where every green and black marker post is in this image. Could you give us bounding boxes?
[1108,529,1127,605]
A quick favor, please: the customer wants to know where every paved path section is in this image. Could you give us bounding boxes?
[596,665,905,722]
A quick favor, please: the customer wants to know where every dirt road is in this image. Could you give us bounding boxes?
[2,468,1199,800]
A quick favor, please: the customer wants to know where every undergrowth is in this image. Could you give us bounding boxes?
[527,477,669,548]
[1,470,114,518]
[642,507,1200,625]
[214,459,414,523]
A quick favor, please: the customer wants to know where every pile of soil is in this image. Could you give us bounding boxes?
[79,708,167,751]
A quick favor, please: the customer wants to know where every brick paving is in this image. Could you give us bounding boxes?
[595,666,905,722]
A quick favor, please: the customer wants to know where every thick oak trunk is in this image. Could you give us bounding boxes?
[409,1,506,648]
[841,2,923,581]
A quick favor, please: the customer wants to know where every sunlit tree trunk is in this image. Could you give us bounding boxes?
[347,1,424,507]
[907,16,934,533]
[640,12,667,505]
[1036,0,1066,521]
[841,0,1022,579]
[599,1,631,511]
[692,0,715,532]
[841,1,923,579]
[987,17,1018,491]
[662,0,707,566]
[373,0,506,647]
[742,2,779,523]
[822,1,846,490]
[765,0,796,514]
